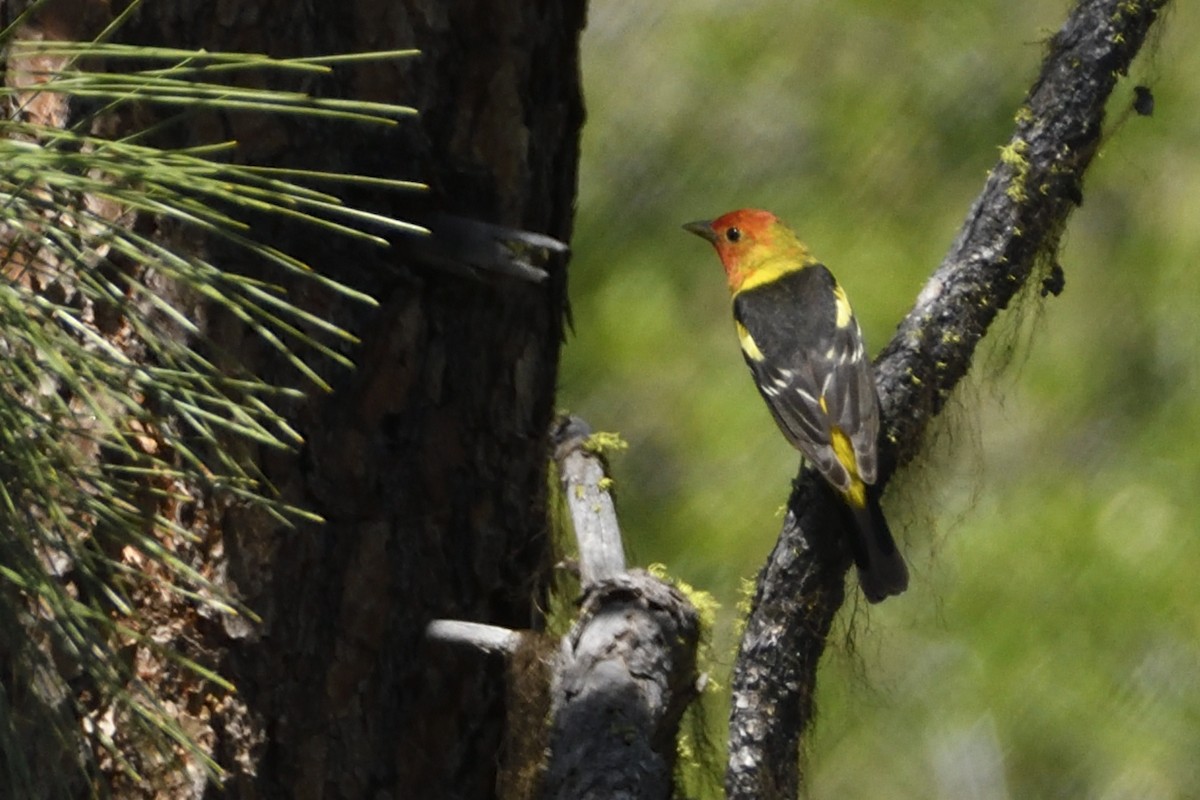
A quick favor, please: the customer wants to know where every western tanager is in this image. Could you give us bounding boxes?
[684,208,908,602]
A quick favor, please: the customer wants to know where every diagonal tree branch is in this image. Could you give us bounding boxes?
[726,1,1171,796]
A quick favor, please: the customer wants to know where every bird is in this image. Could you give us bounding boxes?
[684,208,907,602]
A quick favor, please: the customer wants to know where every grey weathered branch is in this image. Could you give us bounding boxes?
[552,416,627,586]
[726,1,1170,797]
[427,416,699,799]
[394,213,570,284]
[425,620,525,655]
[541,416,700,800]
[542,570,700,800]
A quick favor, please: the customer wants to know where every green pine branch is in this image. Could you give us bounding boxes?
[0,31,421,794]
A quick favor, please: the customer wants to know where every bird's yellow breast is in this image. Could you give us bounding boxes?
[735,253,813,294]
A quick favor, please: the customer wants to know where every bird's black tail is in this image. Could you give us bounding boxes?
[847,485,908,603]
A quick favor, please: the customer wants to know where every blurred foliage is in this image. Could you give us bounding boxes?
[563,0,1198,797]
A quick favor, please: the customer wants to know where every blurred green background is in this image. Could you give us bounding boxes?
[560,1,1200,797]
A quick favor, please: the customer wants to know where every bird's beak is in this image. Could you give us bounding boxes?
[682,219,717,244]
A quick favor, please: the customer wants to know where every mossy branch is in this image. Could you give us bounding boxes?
[725,1,1171,797]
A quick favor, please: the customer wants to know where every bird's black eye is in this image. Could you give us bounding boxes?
[726,227,741,243]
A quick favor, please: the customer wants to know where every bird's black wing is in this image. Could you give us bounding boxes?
[733,265,880,491]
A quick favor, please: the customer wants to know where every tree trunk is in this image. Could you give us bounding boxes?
[77,1,584,797]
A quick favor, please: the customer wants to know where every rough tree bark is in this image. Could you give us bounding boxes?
[6,0,586,797]
[726,1,1171,797]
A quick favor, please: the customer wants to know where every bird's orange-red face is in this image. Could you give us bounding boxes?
[683,208,784,292]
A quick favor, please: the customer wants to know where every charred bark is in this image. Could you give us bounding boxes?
[59,0,588,797]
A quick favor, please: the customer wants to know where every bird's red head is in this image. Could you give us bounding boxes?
[683,208,807,293]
